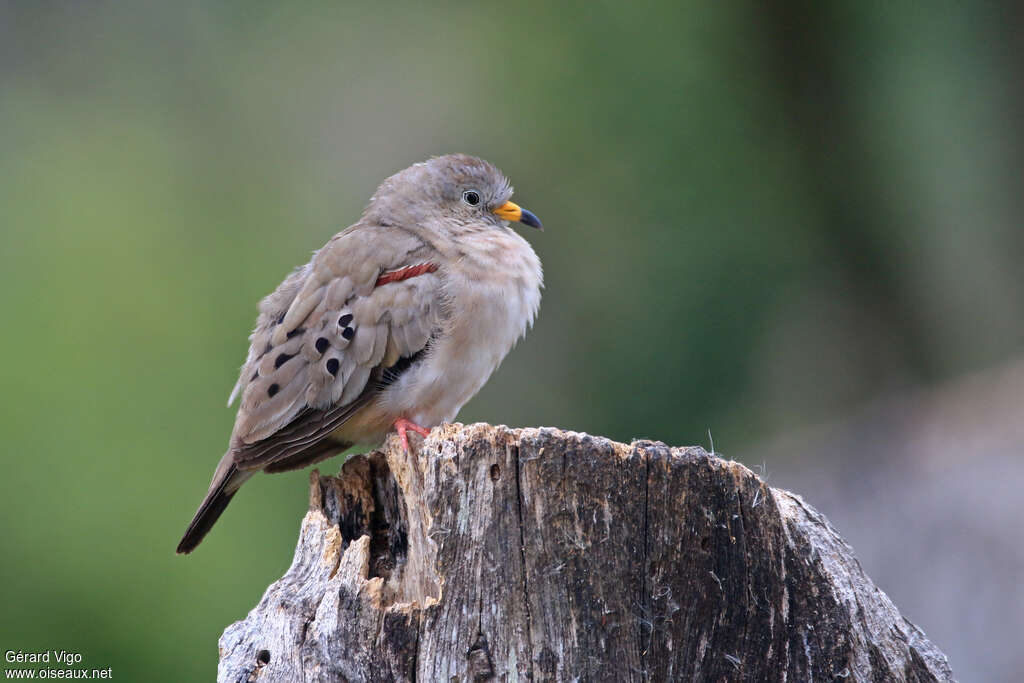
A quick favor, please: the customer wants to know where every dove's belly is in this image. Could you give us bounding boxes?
[334,228,542,446]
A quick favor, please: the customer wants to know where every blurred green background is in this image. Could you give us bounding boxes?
[2,1,1021,680]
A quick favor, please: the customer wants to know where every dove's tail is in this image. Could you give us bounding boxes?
[176,453,250,554]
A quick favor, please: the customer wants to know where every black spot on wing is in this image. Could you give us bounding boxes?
[326,358,339,377]
[315,337,330,354]
[275,353,294,369]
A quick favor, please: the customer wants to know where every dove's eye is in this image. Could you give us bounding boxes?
[462,190,481,206]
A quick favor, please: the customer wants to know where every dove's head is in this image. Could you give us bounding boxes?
[364,154,542,234]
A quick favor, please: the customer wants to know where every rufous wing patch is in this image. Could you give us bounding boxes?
[375,262,439,287]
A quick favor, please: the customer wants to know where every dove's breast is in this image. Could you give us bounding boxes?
[383,227,542,430]
[331,226,541,445]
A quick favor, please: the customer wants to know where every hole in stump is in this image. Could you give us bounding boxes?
[700,536,710,551]
[256,649,271,666]
[489,463,500,481]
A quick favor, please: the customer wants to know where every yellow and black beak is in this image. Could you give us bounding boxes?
[493,200,543,230]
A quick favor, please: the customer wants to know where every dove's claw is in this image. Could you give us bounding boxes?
[394,418,431,452]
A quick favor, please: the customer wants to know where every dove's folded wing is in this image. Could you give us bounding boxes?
[226,224,443,471]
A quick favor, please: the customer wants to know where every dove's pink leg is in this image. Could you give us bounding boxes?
[393,418,431,452]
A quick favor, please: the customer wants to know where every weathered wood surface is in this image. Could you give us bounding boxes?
[218,423,954,682]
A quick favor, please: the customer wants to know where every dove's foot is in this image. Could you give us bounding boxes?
[393,418,431,452]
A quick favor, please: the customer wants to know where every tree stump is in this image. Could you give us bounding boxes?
[217,423,954,682]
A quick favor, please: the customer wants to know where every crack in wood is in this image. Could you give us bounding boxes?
[639,442,652,681]
[511,442,535,681]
